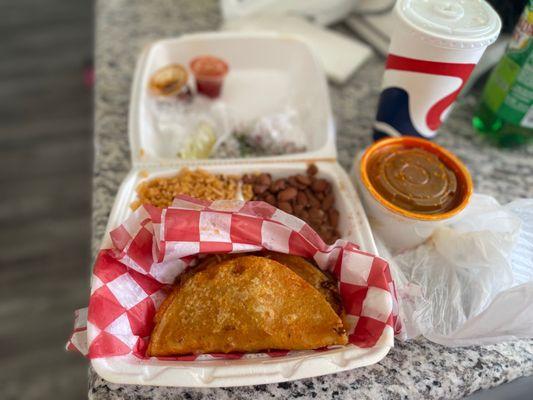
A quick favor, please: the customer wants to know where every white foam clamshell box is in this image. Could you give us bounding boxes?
[92,32,390,387]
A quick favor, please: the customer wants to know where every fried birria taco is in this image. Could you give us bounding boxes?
[262,252,343,317]
[147,255,347,356]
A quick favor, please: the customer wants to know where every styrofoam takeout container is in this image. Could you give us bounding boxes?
[93,32,390,387]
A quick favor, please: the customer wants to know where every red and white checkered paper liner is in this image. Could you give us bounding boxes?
[68,196,401,361]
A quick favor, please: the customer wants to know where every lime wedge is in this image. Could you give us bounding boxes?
[179,122,217,159]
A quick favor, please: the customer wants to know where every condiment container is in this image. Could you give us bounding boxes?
[85,32,392,388]
[190,55,229,98]
[148,64,190,98]
[356,137,473,253]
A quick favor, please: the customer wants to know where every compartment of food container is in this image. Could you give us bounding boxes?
[93,161,386,387]
[100,162,376,253]
[129,32,336,165]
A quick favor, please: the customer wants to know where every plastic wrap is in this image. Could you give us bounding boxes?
[388,194,533,346]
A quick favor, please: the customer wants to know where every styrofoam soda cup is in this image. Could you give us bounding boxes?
[374,0,501,140]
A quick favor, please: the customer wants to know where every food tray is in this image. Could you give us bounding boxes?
[90,32,391,388]
[93,162,387,387]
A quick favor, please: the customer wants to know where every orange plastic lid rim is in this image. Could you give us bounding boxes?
[359,136,473,221]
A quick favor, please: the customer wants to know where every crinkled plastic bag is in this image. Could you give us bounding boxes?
[383,194,533,346]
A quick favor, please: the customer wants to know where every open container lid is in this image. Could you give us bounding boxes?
[129,32,337,166]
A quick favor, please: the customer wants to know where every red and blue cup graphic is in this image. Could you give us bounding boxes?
[372,0,501,141]
[373,54,476,141]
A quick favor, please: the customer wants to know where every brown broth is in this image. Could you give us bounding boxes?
[367,145,463,215]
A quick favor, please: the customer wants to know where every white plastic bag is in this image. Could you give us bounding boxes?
[383,194,533,346]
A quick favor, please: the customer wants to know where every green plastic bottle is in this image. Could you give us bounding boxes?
[473,1,533,147]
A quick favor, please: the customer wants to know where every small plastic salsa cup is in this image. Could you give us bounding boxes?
[190,55,229,99]
[358,136,473,252]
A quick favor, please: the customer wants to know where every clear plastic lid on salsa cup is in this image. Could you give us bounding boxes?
[356,136,473,252]
[360,137,473,221]
[190,55,229,98]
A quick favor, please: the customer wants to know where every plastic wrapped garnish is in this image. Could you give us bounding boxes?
[212,111,307,158]
[178,122,217,159]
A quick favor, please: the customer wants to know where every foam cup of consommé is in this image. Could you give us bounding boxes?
[357,137,473,253]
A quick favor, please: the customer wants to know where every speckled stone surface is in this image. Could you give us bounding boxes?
[89,0,533,398]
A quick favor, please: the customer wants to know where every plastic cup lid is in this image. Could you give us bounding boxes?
[398,0,502,48]
[190,56,229,79]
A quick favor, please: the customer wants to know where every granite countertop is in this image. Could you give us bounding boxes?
[90,0,533,398]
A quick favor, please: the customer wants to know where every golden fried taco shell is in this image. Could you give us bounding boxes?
[262,252,343,316]
[147,255,347,356]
